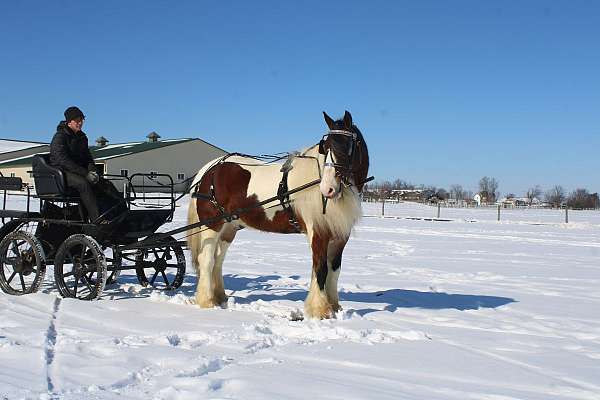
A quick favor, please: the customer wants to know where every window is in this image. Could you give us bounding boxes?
[177,173,185,181]
[95,163,105,174]
[120,169,128,177]
[10,173,15,177]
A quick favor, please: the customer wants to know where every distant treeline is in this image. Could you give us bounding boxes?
[365,177,599,209]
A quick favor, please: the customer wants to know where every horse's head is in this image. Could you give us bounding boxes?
[318,111,369,199]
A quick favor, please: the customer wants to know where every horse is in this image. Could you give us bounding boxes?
[187,111,369,318]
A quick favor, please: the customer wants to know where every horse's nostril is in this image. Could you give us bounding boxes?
[327,187,334,196]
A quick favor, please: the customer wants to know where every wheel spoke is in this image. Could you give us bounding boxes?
[80,246,86,263]
[11,240,20,255]
[160,248,170,260]
[82,275,94,293]
[161,270,170,286]
[7,271,17,284]
[3,257,18,266]
[150,269,159,286]
[72,275,79,296]
[66,251,75,265]
[19,273,26,291]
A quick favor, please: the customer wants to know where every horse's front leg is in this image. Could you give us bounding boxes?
[305,229,334,319]
[195,232,219,308]
[326,237,348,313]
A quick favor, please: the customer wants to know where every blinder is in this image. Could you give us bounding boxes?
[319,129,360,185]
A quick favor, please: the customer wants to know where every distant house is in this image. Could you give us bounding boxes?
[500,197,542,208]
[391,189,423,201]
[0,133,227,192]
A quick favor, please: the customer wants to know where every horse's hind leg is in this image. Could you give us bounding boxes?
[212,224,237,305]
[195,229,220,308]
[326,238,348,313]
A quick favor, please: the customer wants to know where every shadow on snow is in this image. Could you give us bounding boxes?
[223,274,516,315]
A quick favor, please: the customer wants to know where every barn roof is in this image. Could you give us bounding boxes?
[0,137,222,166]
[0,139,48,154]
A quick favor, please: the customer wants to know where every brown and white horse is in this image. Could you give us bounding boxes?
[187,111,369,318]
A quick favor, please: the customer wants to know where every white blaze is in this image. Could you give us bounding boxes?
[319,151,339,198]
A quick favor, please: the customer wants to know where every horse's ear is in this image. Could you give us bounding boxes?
[343,110,353,130]
[323,111,335,130]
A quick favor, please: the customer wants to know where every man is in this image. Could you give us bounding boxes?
[50,106,118,222]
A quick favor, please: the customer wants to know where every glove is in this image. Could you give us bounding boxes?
[86,171,99,184]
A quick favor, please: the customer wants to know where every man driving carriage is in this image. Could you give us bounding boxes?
[50,106,121,222]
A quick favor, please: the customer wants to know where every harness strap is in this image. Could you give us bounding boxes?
[278,153,302,233]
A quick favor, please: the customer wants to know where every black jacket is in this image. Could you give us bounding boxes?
[50,121,96,177]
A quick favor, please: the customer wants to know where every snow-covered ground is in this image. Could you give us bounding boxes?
[1,198,599,400]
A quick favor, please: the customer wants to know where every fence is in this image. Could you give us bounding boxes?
[369,199,600,225]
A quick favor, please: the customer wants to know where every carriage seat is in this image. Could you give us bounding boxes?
[32,154,80,201]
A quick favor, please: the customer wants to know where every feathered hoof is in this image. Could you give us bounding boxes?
[196,295,220,308]
[304,294,335,319]
[214,292,228,306]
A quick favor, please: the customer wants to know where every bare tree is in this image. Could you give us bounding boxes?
[479,176,499,203]
[526,185,542,206]
[449,184,465,200]
[544,185,565,208]
[567,188,600,209]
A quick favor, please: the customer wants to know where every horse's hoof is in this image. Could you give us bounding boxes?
[304,306,335,320]
[215,293,228,305]
[196,297,219,308]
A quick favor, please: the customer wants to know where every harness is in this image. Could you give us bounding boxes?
[277,152,302,232]
[192,152,304,231]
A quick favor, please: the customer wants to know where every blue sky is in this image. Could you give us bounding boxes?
[1,1,598,195]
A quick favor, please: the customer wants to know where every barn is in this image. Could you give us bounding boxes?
[0,133,226,192]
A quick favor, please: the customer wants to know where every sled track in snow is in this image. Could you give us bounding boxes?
[44,297,61,394]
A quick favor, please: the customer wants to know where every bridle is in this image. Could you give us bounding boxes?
[318,129,360,187]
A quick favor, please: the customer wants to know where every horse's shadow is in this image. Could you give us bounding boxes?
[224,274,516,316]
[50,273,516,314]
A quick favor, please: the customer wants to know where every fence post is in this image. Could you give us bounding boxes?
[497,204,501,221]
[381,198,385,216]
[565,206,569,223]
[437,203,440,218]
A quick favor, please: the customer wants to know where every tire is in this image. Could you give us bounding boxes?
[135,235,186,290]
[54,234,107,300]
[0,230,46,295]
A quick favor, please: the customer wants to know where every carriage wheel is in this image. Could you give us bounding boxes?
[0,231,46,295]
[54,234,107,300]
[105,246,121,285]
[135,235,185,290]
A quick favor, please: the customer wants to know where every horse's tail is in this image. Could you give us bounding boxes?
[187,193,201,271]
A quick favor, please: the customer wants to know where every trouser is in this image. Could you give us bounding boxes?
[65,172,99,221]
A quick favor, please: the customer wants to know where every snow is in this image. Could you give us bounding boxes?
[0,139,46,154]
[1,198,599,399]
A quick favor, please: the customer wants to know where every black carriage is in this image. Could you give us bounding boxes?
[0,154,186,300]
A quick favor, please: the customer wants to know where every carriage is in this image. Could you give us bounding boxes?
[0,111,371,319]
[0,154,187,300]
